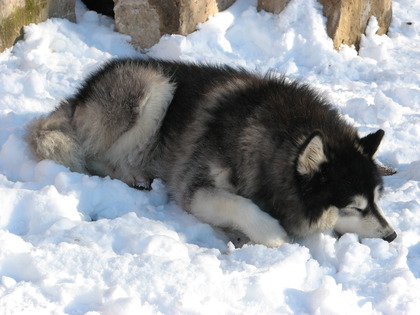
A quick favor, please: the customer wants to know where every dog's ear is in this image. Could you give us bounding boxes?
[359,129,384,157]
[297,131,327,176]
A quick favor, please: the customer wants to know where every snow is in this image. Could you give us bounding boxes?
[0,0,420,313]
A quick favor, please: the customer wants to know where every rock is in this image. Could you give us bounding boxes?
[113,0,235,49]
[317,0,392,50]
[258,0,392,51]
[257,0,290,14]
[0,0,76,53]
[49,0,77,21]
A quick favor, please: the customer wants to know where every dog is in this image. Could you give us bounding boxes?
[26,58,397,247]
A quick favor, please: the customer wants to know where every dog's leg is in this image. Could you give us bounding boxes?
[189,188,288,247]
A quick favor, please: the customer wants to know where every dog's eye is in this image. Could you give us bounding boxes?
[352,207,364,212]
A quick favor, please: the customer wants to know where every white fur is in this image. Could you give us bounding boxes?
[314,206,339,232]
[334,192,395,239]
[350,195,368,210]
[106,80,175,165]
[297,135,327,175]
[334,214,389,239]
[190,188,289,247]
[209,163,235,192]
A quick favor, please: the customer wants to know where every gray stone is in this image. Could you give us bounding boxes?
[318,0,392,50]
[257,0,290,14]
[114,0,235,49]
[257,0,392,51]
[48,0,76,22]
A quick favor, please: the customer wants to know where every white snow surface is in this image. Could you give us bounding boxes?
[1,0,420,314]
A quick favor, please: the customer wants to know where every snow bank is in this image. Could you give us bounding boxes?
[0,0,419,314]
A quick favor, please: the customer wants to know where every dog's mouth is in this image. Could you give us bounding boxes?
[333,230,397,243]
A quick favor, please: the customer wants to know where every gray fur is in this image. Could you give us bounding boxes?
[25,58,397,246]
[26,102,86,173]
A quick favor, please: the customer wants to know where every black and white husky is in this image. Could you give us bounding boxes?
[26,58,397,247]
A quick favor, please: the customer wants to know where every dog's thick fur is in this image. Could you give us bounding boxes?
[26,59,397,247]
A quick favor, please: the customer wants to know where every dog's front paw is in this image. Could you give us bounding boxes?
[131,175,154,190]
[254,223,289,248]
[246,211,289,248]
[260,236,288,248]
[133,178,153,191]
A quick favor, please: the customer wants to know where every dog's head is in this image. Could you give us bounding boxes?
[296,129,397,242]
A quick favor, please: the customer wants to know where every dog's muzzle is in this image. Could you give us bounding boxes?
[383,231,397,243]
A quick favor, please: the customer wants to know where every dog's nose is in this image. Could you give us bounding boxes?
[383,231,397,243]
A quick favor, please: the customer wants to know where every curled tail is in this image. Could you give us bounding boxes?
[25,101,87,173]
[25,58,176,187]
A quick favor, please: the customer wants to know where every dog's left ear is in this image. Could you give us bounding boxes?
[359,129,385,157]
[297,131,327,176]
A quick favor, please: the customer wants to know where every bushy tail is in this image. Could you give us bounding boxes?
[25,102,87,173]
